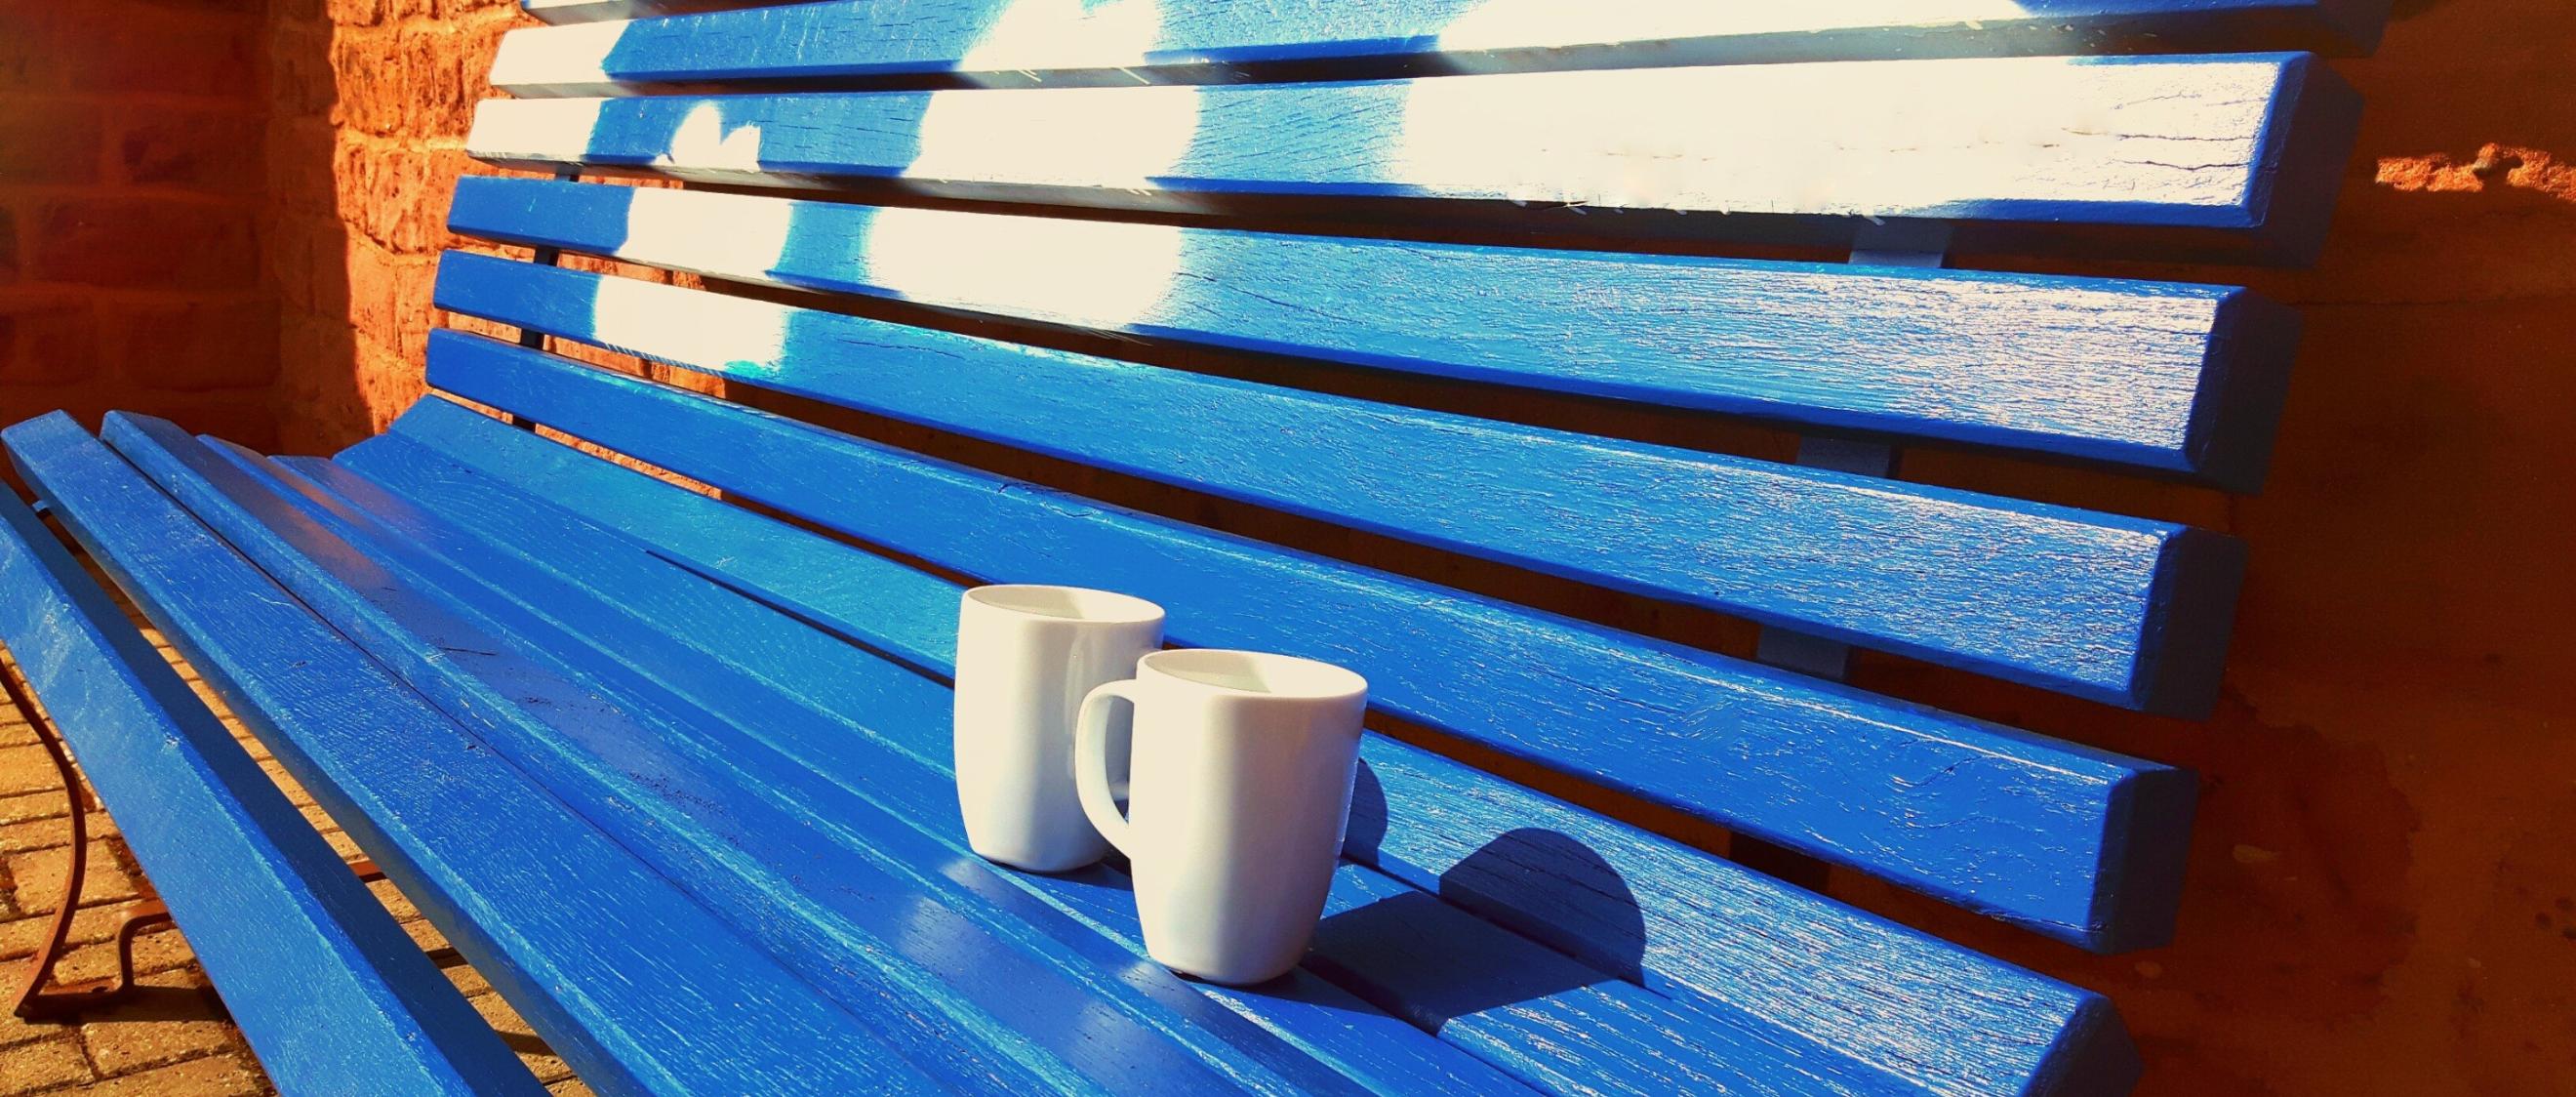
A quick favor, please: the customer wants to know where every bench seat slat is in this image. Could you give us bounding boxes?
[104,414,1321,1097]
[466,52,2359,260]
[0,477,543,1097]
[234,436,1919,1097]
[498,0,2392,91]
[408,326,2200,950]
[353,401,2145,1094]
[439,261,2241,715]
[0,415,960,1097]
[249,444,1532,1097]
[448,177,2300,486]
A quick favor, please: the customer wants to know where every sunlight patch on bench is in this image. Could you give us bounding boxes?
[1394,56,2274,216]
[618,184,795,286]
[490,20,622,92]
[955,0,1165,76]
[883,0,1187,326]
[588,273,790,378]
[864,209,1186,330]
[467,98,608,161]
[907,0,1194,190]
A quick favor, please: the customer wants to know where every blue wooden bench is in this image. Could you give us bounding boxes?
[0,2,2386,1092]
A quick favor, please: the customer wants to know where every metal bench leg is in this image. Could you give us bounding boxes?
[2,654,158,1021]
[4,654,387,1021]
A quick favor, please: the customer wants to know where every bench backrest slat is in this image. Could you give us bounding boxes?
[467,51,2359,261]
[505,0,2392,78]
[438,256,2245,716]
[448,177,2300,486]
[411,335,2195,953]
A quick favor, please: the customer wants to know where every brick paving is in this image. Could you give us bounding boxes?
[0,627,589,1095]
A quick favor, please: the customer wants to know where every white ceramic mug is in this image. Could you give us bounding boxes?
[1074,649,1368,985]
[953,585,1165,872]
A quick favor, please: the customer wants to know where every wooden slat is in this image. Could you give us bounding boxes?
[501,0,2392,90]
[353,401,2148,1094]
[0,414,963,1097]
[466,52,2362,261]
[104,414,1328,1097]
[0,475,543,1097]
[393,355,2194,955]
[437,261,2245,715]
[448,177,2301,487]
[241,442,1536,1097]
[224,433,1917,1097]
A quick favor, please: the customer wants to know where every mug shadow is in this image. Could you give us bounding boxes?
[1290,761,1647,1031]
[1041,760,1646,1034]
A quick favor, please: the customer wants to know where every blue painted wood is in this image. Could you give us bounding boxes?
[0,477,543,1097]
[378,380,2188,960]
[465,52,2362,261]
[0,414,960,1097]
[353,402,2147,1093]
[268,444,1733,1097]
[191,425,1549,1097]
[102,414,1310,1097]
[446,177,2301,487]
[500,0,2392,91]
[397,343,2201,949]
[226,436,1914,1096]
[435,263,2245,716]
[276,436,1546,1097]
[296,437,2056,1097]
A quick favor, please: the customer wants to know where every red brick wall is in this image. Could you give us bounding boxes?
[0,0,278,457]
[262,0,527,456]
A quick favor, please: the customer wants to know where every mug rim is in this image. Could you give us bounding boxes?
[1138,648,1368,702]
[964,584,1166,627]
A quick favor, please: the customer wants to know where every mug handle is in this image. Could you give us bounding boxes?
[1074,679,1141,857]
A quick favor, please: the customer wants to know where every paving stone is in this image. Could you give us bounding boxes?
[0,1002,73,1051]
[401,915,451,954]
[11,841,143,913]
[0,817,71,855]
[0,905,131,962]
[72,1052,265,1097]
[0,792,67,828]
[79,980,242,1077]
[0,746,63,798]
[320,830,364,861]
[0,1036,93,1093]
[440,956,492,999]
[54,925,196,986]
[366,876,421,921]
[4,809,122,857]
